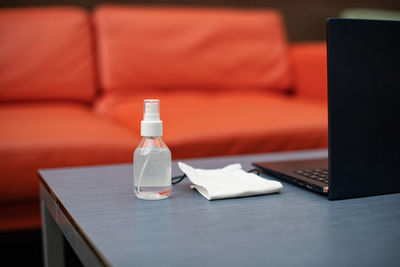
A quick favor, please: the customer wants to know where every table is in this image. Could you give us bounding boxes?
[39,149,400,267]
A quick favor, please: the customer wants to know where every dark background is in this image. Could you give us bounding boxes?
[1,0,400,41]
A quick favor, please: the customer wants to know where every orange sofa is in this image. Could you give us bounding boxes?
[0,5,328,231]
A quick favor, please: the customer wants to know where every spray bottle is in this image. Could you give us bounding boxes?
[134,99,172,200]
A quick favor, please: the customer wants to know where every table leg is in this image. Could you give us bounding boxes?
[41,200,65,267]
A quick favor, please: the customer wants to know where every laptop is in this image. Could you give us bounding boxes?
[253,18,400,200]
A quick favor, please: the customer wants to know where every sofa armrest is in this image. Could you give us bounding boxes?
[289,42,327,102]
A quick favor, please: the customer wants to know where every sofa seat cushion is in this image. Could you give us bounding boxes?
[0,104,139,203]
[96,92,328,159]
[94,6,291,93]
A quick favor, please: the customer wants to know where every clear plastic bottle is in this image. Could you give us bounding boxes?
[134,99,171,200]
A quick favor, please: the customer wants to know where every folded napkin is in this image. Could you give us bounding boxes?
[178,162,283,200]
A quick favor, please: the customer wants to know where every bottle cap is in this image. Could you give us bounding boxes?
[141,99,163,136]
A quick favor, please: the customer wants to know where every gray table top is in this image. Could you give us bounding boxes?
[39,149,400,267]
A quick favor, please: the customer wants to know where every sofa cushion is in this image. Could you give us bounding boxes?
[0,104,139,203]
[95,92,328,159]
[94,6,291,93]
[290,42,327,101]
[0,7,95,102]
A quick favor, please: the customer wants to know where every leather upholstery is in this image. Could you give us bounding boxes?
[94,6,291,93]
[0,104,138,203]
[0,7,96,102]
[95,92,328,159]
[290,42,327,101]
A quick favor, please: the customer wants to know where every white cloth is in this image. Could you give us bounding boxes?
[178,162,283,200]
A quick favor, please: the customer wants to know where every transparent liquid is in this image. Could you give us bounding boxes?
[134,147,171,200]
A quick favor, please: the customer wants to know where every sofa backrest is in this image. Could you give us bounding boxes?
[94,5,291,94]
[289,42,327,101]
[0,7,95,102]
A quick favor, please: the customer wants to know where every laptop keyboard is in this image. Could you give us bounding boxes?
[294,168,329,184]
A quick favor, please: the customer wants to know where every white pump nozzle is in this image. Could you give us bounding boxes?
[143,99,160,121]
[141,99,163,136]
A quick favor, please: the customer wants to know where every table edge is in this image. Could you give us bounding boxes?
[39,173,111,267]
